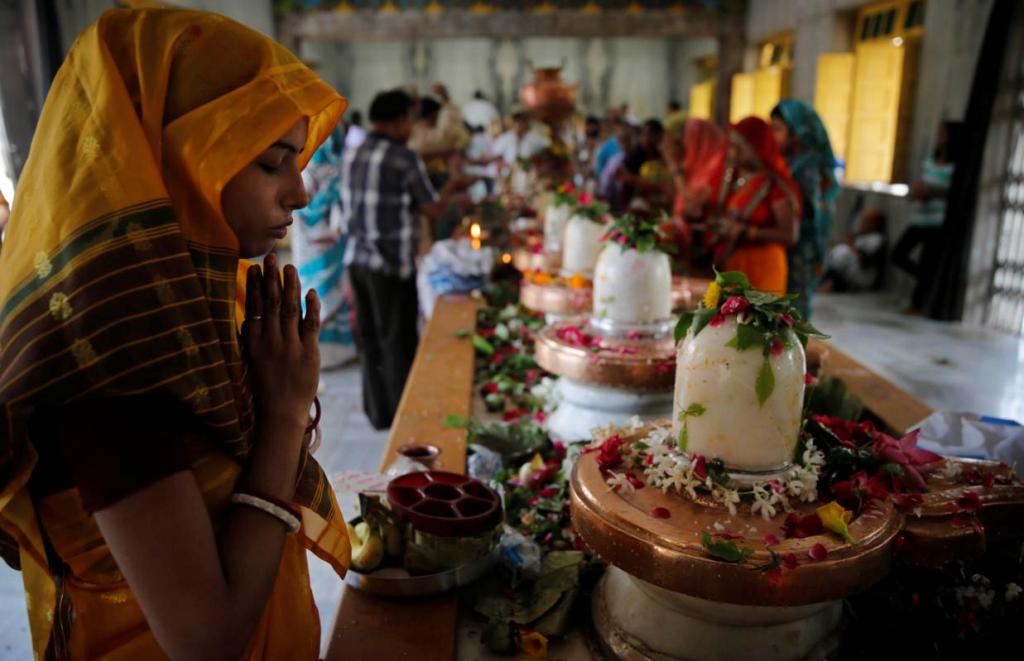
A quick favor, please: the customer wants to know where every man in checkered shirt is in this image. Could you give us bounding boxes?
[340,88,470,429]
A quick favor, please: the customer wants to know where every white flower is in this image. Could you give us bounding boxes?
[530,377,561,412]
[750,486,777,520]
[605,472,635,493]
[941,460,963,480]
[1006,583,1021,602]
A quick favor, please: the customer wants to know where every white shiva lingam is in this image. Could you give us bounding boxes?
[534,217,678,441]
[567,273,1024,660]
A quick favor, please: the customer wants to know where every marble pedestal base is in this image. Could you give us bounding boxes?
[592,566,842,661]
[545,378,672,442]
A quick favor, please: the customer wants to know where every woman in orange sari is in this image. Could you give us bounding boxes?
[0,8,349,659]
[703,117,801,294]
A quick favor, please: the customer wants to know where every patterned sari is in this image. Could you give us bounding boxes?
[0,9,350,658]
[710,117,801,295]
[293,125,356,369]
[774,100,838,316]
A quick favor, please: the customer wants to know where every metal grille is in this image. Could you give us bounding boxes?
[985,15,1024,334]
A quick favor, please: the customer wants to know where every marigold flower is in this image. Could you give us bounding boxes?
[519,629,548,658]
[816,501,855,543]
[703,281,721,309]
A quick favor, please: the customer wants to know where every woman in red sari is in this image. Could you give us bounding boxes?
[663,117,727,223]
[703,117,801,294]
[660,117,726,270]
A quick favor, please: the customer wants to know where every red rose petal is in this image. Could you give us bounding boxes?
[781,552,799,569]
[709,312,726,327]
[771,340,784,357]
[538,487,558,498]
[762,533,780,547]
[808,543,828,561]
[650,507,671,520]
[804,373,816,385]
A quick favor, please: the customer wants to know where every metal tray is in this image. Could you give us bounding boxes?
[344,549,498,598]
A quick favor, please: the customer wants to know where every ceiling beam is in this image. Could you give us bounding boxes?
[281,9,743,42]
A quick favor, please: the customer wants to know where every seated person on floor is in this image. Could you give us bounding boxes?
[819,208,888,293]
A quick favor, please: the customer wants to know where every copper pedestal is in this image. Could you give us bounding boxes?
[570,422,1024,659]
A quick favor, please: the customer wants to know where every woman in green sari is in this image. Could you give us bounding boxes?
[771,100,839,317]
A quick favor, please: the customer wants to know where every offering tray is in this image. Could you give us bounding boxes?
[344,548,498,598]
[520,277,592,317]
[513,246,560,274]
[534,318,676,391]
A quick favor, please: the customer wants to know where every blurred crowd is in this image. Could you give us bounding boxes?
[297,81,959,428]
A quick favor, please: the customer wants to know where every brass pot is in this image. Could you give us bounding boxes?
[520,63,577,125]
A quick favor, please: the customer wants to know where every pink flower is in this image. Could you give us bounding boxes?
[578,192,593,205]
[783,512,824,539]
[626,331,642,340]
[503,408,526,422]
[892,492,923,511]
[720,296,750,315]
[595,434,627,472]
[957,490,982,512]
[808,543,828,561]
[617,235,628,245]
[709,313,726,327]
[650,507,671,520]
[626,473,646,490]
[691,455,708,480]
[533,410,547,423]
[871,429,943,491]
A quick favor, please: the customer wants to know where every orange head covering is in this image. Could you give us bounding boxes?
[728,116,801,207]
[681,118,726,195]
[0,9,347,654]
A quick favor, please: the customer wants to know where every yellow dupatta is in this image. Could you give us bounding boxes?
[0,8,349,658]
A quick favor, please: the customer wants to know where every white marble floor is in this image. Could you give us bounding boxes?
[1,291,1022,659]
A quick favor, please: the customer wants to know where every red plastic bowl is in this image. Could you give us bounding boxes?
[386,471,502,537]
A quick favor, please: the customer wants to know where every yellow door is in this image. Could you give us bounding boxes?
[752,67,790,120]
[730,73,755,123]
[845,40,905,183]
[813,53,855,161]
[689,80,715,120]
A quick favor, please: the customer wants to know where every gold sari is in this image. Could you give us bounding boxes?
[0,8,349,658]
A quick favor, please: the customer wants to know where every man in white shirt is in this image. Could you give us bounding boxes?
[462,90,500,133]
[491,111,550,167]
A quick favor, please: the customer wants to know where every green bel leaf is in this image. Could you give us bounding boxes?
[691,307,717,338]
[714,270,751,288]
[733,323,764,351]
[685,403,706,417]
[472,334,495,356]
[756,359,775,406]
[700,531,755,563]
[678,424,688,452]
[674,312,695,343]
[443,414,470,428]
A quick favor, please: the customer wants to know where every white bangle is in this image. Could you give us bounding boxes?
[230,493,300,533]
